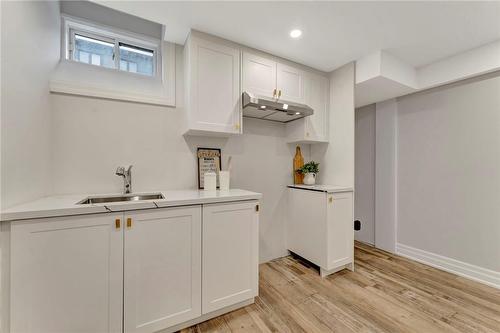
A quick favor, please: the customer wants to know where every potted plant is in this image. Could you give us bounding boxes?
[296,161,319,185]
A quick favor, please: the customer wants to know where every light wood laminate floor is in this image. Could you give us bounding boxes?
[181,242,500,333]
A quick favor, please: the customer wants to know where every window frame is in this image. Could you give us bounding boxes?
[62,15,161,78]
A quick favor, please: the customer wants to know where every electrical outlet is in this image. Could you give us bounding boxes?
[354,220,361,231]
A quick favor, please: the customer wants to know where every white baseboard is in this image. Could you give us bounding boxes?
[396,243,500,289]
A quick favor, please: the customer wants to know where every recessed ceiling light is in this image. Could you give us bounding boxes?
[290,29,302,38]
[295,112,301,115]
[283,104,289,110]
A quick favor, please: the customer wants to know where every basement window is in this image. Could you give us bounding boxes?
[53,15,175,106]
[65,17,159,77]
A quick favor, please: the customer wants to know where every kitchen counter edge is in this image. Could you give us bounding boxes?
[1,189,262,222]
[287,184,353,193]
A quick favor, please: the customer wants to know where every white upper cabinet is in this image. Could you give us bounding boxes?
[184,33,329,138]
[242,51,306,104]
[184,32,242,136]
[286,72,329,143]
[10,214,124,333]
[276,63,306,104]
[124,207,202,333]
[242,52,277,99]
[305,72,329,141]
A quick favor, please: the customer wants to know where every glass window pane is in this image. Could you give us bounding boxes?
[74,34,114,69]
[91,54,101,65]
[119,43,153,76]
[79,51,90,63]
[129,62,137,73]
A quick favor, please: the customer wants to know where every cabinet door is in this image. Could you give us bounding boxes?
[202,201,259,314]
[189,37,241,134]
[305,72,329,142]
[124,206,201,333]
[286,72,329,143]
[327,192,354,269]
[242,52,277,99]
[11,214,123,333]
[277,62,305,104]
[287,189,327,267]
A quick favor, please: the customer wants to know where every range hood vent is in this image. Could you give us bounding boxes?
[242,92,313,123]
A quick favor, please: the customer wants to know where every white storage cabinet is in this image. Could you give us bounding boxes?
[10,213,125,333]
[124,206,202,333]
[202,201,259,313]
[184,31,242,136]
[242,51,306,104]
[287,186,354,277]
[9,201,259,333]
[286,71,329,143]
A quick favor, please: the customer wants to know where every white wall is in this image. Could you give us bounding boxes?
[417,40,500,89]
[1,2,60,329]
[1,1,360,265]
[312,62,355,187]
[375,99,398,253]
[396,74,500,272]
[355,41,500,108]
[0,1,313,263]
[0,1,60,209]
[60,1,162,39]
[51,98,306,264]
[354,104,375,245]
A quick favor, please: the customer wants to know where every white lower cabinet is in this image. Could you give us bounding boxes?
[326,192,355,271]
[9,201,259,333]
[287,188,354,277]
[202,201,259,313]
[124,207,202,333]
[10,213,124,333]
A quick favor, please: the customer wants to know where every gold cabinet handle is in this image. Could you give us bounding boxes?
[329,197,333,203]
[127,218,132,228]
[115,218,121,229]
[255,204,259,212]
[278,90,282,99]
[273,88,277,98]
[235,123,240,130]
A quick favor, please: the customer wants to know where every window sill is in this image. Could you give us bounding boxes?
[49,78,174,106]
[50,43,176,107]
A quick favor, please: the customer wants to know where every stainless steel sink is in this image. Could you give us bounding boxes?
[77,193,164,205]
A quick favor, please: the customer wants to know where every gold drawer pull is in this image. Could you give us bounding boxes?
[127,218,132,228]
[115,219,121,229]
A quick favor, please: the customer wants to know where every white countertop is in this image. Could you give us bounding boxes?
[288,184,353,193]
[1,189,262,222]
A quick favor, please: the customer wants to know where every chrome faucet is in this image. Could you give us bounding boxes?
[115,165,133,194]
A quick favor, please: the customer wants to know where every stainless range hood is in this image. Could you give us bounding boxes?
[242,92,313,123]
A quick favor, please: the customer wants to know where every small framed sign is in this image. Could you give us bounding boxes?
[197,148,221,189]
